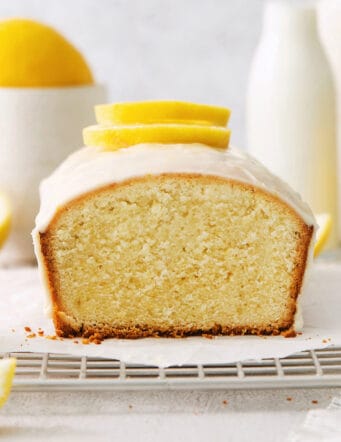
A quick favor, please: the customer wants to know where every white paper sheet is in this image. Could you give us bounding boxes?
[290,395,341,441]
[0,261,340,367]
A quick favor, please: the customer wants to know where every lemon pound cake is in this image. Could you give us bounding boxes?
[32,101,315,339]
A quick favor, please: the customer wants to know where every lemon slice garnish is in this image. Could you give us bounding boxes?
[83,124,231,150]
[95,101,230,127]
[314,213,332,257]
[0,358,16,408]
[0,191,11,248]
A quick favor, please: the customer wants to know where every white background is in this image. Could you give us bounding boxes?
[0,0,266,147]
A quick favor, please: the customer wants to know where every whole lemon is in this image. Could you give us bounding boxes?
[0,18,93,87]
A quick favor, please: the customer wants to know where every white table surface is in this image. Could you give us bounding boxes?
[0,387,340,441]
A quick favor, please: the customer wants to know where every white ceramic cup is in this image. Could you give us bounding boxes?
[0,84,107,266]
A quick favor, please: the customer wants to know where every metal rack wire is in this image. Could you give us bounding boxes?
[2,346,341,391]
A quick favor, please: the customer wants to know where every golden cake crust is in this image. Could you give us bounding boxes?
[39,173,313,340]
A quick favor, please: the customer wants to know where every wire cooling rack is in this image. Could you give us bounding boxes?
[1,347,341,391]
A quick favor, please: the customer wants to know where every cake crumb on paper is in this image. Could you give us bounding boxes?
[312,400,318,405]
[282,329,296,338]
[24,326,31,333]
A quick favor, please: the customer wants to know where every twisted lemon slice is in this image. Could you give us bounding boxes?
[84,124,230,150]
[314,213,332,257]
[95,101,230,127]
[0,358,16,408]
[0,191,11,248]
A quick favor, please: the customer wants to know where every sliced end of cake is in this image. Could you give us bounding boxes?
[37,173,313,339]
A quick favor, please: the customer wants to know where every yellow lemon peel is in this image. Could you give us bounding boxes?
[83,124,230,150]
[0,358,16,408]
[314,213,332,258]
[0,191,11,248]
[0,18,93,87]
[95,101,230,127]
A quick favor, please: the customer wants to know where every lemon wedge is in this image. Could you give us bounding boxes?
[0,358,16,408]
[95,101,230,127]
[314,213,332,258]
[0,191,11,248]
[83,124,231,150]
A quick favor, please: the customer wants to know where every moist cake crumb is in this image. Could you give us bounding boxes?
[38,175,313,339]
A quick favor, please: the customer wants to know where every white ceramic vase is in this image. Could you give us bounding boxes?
[247,2,338,247]
[0,84,106,265]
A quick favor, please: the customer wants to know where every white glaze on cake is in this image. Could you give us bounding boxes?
[32,143,316,328]
[34,143,315,231]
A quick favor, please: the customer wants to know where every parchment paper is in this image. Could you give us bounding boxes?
[0,261,340,367]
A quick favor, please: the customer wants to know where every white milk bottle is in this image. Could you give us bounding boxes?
[247,2,338,247]
[319,0,341,241]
